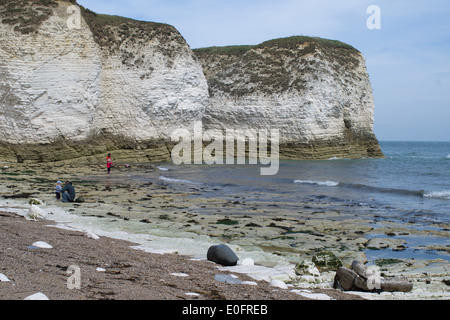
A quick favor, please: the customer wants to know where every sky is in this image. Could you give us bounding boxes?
[77,0,450,142]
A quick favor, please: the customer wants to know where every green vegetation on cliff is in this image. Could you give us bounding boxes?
[193,36,358,56]
[0,0,59,34]
[257,36,358,52]
[193,45,255,56]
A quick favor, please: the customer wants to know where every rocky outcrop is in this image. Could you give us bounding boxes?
[195,37,383,159]
[0,1,382,162]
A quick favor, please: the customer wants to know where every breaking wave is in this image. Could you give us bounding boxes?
[423,190,450,200]
[159,176,202,185]
[293,180,339,187]
[294,179,449,201]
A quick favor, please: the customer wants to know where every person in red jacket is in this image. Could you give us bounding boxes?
[106,153,113,174]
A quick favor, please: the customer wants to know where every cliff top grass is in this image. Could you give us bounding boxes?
[193,45,256,56]
[258,36,359,52]
[79,7,172,30]
[194,36,359,56]
[78,5,183,48]
[0,0,182,44]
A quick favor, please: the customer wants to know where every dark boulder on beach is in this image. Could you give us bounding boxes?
[75,197,85,203]
[207,245,239,266]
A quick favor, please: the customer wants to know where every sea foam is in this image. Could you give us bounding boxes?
[424,190,450,200]
[159,176,202,185]
[293,179,339,187]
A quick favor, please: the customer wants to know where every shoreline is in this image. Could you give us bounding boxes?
[0,210,359,300]
[0,161,449,300]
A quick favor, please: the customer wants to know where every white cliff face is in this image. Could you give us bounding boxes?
[92,20,208,143]
[198,40,382,158]
[0,3,101,144]
[0,1,208,149]
[0,2,380,161]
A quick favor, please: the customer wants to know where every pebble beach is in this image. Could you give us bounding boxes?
[0,158,449,300]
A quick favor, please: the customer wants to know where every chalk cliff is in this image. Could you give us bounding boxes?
[0,0,382,162]
[194,38,383,159]
[0,0,208,162]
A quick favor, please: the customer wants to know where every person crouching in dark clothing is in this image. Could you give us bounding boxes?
[61,181,76,202]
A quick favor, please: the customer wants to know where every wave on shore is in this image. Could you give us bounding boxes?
[293,180,339,187]
[293,179,450,201]
[424,190,450,200]
[159,176,203,185]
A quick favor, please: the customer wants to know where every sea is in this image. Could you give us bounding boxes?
[159,141,450,225]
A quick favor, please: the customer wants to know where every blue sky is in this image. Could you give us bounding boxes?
[77,0,450,142]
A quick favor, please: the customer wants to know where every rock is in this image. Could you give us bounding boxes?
[295,260,320,277]
[24,292,49,300]
[171,273,189,277]
[333,267,358,291]
[270,279,288,289]
[85,231,99,240]
[365,237,406,250]
[26,205,47,221]
[237,258,254,266]
[312,251,343,272]
[214,274,243,284]
[291,289,332,300]
[351,260,368,277]
[0,273,10,282]
[333,260,413,293]
[381,276,413,293]
[31,241,53,249]
[185,292,200,297]
[75,197,85,203]
[28,198,44,205]
[298,275,317,284]
[207,245,239,266]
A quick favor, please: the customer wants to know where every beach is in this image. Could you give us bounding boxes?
[0,153,449,300]
[0,210,361,301]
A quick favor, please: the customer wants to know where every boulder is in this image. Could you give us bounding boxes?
[295,260,320,277]
[333,267,358,291]
[381,276,413,293]
[333,260,413,293]
[270,279,288,289]
[207,245,239,266]
[26,205,47,220]
[237,258,255,266]
[312,251,343,272]
[75,197,85,203]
